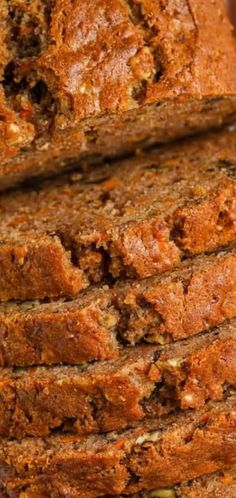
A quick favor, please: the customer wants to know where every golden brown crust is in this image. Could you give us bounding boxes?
[0,129,236,301]
[0,0,236,188]
[0,396,236,497]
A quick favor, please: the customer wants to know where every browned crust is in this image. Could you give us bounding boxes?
[0,0,236,188]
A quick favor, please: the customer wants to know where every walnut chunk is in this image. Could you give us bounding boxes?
[149,489,176,498]
[130,47,154,81]
[136,430,160,445]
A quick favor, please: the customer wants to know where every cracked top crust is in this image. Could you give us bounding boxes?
[0,0,236,188]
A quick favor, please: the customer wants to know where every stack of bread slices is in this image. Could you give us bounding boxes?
[1,1,236,497]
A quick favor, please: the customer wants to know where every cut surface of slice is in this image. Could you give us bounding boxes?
[1,319,236,438]
[105,466,236,497]
[0,395,236,497]
[1,129,236,301]
[1,247,236,366]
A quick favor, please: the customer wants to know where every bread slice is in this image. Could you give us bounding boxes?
[105,466,236,497]
[1,319,236,439]
[1,129,236,301]
[1,395,236,497]
[1,247,236,367]
[1,0,236,189]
